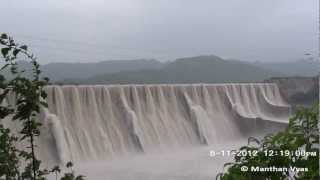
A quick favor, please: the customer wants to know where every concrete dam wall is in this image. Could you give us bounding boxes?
[22,83,292,166]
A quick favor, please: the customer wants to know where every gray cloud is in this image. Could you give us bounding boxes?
[0,0,317,63]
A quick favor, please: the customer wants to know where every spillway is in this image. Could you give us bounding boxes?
[3,83,291,179]
[36,83,289,163]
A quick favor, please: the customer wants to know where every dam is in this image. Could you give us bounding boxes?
[6,83,291,179]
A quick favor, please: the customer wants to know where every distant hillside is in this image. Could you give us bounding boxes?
[9,56,317,84]
[6,59,163,81]
[61,55,285,84]
[41,59,163,81]
[251,60,320,76]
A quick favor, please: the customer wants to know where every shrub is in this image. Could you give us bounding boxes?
[217,105,319,180]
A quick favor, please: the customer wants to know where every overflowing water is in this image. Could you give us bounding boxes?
[4,83,291,179]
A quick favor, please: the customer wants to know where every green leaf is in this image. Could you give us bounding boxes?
[66,161,73,168]
[1,47,10,57]
[51,165,61,173]
[43,77,50,82]
[0,33,8,39]
[20,45,28,51]
[13,49,20,57]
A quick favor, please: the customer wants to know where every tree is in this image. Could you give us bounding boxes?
[0,33,85,180]
[217,105,319,180]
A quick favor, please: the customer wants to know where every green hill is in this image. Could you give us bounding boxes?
[62,55,285,84]
[4,59,163,81]
[42,59,162,81]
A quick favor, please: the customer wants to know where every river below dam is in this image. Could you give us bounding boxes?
[74,142,244,180]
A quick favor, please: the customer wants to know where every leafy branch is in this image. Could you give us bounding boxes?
[217,105,319,180]
[0,33,85,180]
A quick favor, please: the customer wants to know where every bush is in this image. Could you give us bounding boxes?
[217,105,319,180]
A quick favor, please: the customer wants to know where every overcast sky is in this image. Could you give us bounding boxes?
[0,0,318,64]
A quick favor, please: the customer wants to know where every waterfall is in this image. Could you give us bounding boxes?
[3,83,290,165]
